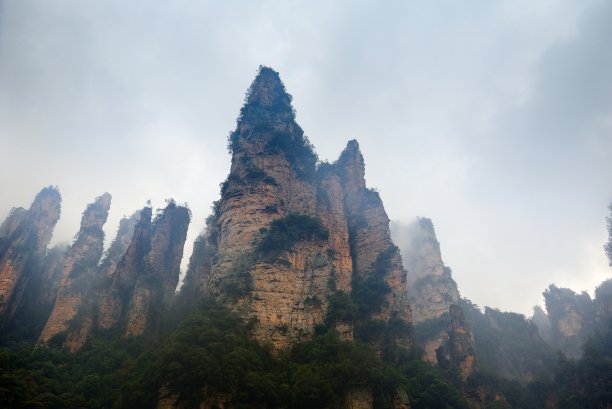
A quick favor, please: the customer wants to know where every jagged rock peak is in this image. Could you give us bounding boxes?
[98,211,141,277]
[543,284,595,358]
[228,66,317,179]
[245,66,292,108]
[29,186,62,214]
[234,66,297,133]
[38,193,112,349]
[81,192,112,230]
[0,208,27,238]
[336,139,366,191]
[0,186,61,319]
[392,217,459,323]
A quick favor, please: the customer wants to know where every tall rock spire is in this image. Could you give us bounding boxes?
[336,139,366,195]
[397,217,460,323]
[392,217,475,375]
[125,200,190,336]
[182,68,413,352]
[96,206,153,331]
[336,140,411,327]
[0,187,61,321]
[38,193,111,349]
[228,66,317,181]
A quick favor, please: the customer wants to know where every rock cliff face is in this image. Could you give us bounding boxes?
[543,285,595,358]
[449,305,477,378]
[184,67,411,351]
[34,245,67,308]
[98,212,141,278]
[97,206,153,332]
[0,187,61,322]
[125,201,190,336]
[393,218,460,323]
[95,201,190,338]
[337,141,411,326]
[391,218,474,376]
[38,193,112,349]
[206,67,352,348]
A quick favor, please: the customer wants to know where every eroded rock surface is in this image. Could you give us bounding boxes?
[0,187,61,322]
[186,68,411,353]
[38,193,111,349]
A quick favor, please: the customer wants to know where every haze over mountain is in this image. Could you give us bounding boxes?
[1,0,611,314]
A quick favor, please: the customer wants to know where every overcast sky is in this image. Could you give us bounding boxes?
[1,0,610,315]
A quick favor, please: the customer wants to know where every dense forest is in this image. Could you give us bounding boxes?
[2,296,611,408]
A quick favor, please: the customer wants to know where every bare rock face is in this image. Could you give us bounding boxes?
[393,218,460,323]
[63,209,142,348]
[39,245,68,307]
[390,217,477,375]
[180,233,215,304]
[336,140,411,326]
[98,212,141,278]
[196,67,354,349]
[191,68,411,352]
[38,193,111,349]
[0,187,61,322]
[97,206,153,331]
[125,201,190,336]
[446,305,477,379]
[94,201,190,338]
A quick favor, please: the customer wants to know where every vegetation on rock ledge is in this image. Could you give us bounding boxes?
[256,213,329,259]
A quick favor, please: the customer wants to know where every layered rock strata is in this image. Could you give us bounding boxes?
[183,67,411,350]
[337,141,411,326]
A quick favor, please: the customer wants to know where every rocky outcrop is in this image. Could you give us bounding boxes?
[125,201,190,336]
[180,233,215,304]
[197,67,356,348]
[0,208,27,239]
[95,201,190,338]
[391,217,473,374]
[38,193,112,349]
[461,300,556,383]
[594,279,612,322]
[437,305,477,379]
[191,68,411,351]
[532,305,553,345]
[527,280,612,359]
[97,206,153,331]
[98,212,141,278]
[336,140,411,326]
[392,218,460,323]
[543,285,595,358]
[0,187,61,322]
